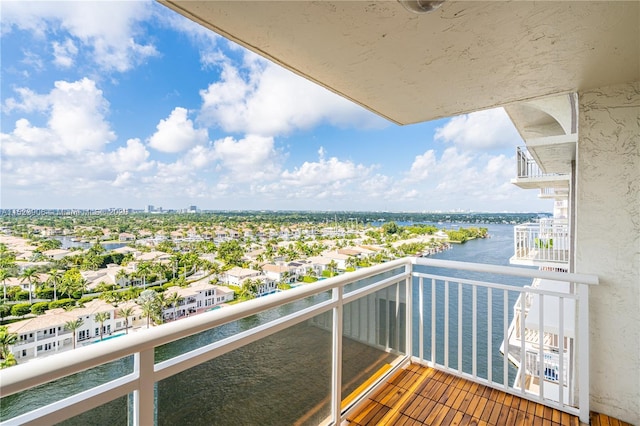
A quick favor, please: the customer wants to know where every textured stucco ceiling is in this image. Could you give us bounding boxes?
[159,1,639,125]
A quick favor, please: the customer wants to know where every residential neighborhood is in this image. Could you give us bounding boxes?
[0,211,491,366]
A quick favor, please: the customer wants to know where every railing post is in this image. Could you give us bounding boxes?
[134,349,155,426]
[406,260,413,359]
[576,283,590,424]
[332,286,344,424]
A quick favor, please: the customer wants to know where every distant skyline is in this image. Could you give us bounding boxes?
[1,1,549,213]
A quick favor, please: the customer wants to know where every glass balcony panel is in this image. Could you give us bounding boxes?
[341,283,406,409]
[343,267,406,294]
[57,394,131,426]
[155,291,332,362]
[156,314,333,426]
[0,356,133,422]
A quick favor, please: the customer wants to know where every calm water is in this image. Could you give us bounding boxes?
[2,223,526,425]
[55,236,128,251]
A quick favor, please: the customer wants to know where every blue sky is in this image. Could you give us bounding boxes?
[1,1,549,213]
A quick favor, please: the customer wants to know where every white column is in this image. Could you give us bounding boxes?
[576,82,639,425]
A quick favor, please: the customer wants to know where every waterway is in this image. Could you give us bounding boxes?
[1,224,528,425]
[54,236,128,251]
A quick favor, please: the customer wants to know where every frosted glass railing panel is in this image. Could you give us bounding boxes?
[341,283,406,408]
[155,292,332,362]
[0,356,134,422]
[156,317,333,426]
[57,394,131,426]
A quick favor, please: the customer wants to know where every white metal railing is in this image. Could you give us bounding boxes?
[0,258,598,425]
[410,258,596,424]
[513,220,570,264]
[516,146,568,180]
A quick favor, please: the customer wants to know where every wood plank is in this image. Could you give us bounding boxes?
[496,404,512,425]
[458,389,474,412]
[479,400,496,423]
[449,411,465,426]
[415,399,438,423]
[438,406,458,426]
[451,389,469,410]
[465,394,482,416]
[472,396,488,419]
[424,402,447,425]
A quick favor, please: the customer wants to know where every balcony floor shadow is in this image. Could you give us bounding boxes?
[345,363,633,426]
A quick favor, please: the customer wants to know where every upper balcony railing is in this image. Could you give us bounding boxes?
[513,147,570,190]
[0,258,597,425]
[512,219,570,266]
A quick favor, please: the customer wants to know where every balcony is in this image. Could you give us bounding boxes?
[511,146,570,190]
[511,219,570,268]
[0,258,597,425]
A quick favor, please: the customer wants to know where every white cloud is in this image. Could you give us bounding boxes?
[211,135,282,183]
[148,107,209,153]
[2,78,116,156]
[406,150,437,182]
[1,1,157,72]
[52,38,78,68]
[199,56,385,137]
[434,108,522,151]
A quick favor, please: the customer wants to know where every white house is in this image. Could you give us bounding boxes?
[162,283,235,321]
[6,299,137,362]
[222,267,261,286]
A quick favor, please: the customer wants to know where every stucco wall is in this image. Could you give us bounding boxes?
[576,82,639,424]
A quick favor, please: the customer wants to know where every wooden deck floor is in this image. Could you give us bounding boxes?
[345,363,633,426]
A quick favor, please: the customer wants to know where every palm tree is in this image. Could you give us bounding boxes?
[166,291,183,321]
[136,262,152,289]
[117,306,134,334]
[20,268,38,304]
[94,311,110,341]
[0,326,18,369]
[137,289,159,329]
[115,269,129,288]
[0,269,9,302]
[64,318,84,349]
[46,269,62,301]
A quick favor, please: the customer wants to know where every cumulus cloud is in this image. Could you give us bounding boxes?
[52,38,78,68]
[281,147,373,187]
[148,107,209,153]
[434,108,522,151]
[211,135,282,183]
[199,55,385,137]
[2,78,116,156]
[1,1,157,72]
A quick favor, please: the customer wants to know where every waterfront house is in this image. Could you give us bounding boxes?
[162,283,234,321]
[262,263,295,283]
[222,266,261,286]
[7,299,126,361]
[1,2,636,425]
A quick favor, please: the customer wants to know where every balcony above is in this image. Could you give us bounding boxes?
[510,220,570,268]
[538,188,569,200]
[511,146,571,190]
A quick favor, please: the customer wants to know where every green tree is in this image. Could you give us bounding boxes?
[11,303,32,318]
[46,268,63,302]
[20,267,38,304]
[0,325,18,369]
[382,221,399,235]
[137,289,160,328]
[64,318,84,349]
[166,291,183,321]
[94,311,110,341]
[0,269,9,302]
[117,306,134,334]
[136,262,152,289]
